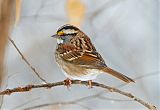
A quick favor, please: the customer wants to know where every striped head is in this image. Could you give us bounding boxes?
[51,24,80,44]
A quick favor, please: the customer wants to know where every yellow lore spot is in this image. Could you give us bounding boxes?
[57,31,64,35]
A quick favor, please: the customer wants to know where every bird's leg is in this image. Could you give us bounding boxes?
[88,80,93,88]
[64,78,72,88]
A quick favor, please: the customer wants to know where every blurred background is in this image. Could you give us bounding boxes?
[0,0,159,110]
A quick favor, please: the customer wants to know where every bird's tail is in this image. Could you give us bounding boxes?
[102,67,135,83]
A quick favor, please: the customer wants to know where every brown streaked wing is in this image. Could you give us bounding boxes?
[57,44,84,61]
[60,49,107,69]
[70,51,107,69]
[58,43,106,69]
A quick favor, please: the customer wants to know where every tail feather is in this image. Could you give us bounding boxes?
[102,67,135,83]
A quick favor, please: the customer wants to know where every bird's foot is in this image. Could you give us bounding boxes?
[64,78,72,88]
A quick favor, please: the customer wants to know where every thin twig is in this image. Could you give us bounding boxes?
[9,37,47,83]
[0,80,156,110]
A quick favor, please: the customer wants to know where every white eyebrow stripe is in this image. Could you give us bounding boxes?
[63,29,77,34]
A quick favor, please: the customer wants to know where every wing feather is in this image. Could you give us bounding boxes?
[58,44,106,68]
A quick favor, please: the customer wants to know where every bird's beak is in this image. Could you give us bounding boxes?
[51,34,59,38]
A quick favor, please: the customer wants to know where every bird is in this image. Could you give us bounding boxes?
[51,24,134,87]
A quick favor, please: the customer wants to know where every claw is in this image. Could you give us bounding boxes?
[64,78,72,88]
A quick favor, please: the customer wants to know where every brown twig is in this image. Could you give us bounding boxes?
[9,37,47,83]
[0,80,156,110]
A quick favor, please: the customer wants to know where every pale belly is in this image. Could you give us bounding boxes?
[62,69,102,81]
[55,52,103,81]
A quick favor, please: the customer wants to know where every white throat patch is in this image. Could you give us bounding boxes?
[57,38,64,44]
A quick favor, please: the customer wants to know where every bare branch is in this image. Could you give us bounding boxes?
[0,80,156,110]
[8,37,47,83]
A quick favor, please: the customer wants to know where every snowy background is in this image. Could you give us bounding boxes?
[2,0,159,110]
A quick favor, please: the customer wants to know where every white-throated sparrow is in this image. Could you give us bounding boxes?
[51,24,134,87]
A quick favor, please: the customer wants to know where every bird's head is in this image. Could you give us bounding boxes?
[51,24,79,44]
